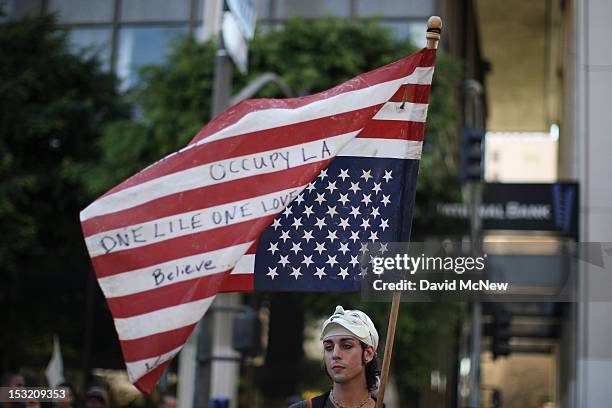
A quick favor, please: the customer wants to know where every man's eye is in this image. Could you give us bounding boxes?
[343,344,353,349]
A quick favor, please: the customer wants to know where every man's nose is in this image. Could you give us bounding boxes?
[332,345,342,359]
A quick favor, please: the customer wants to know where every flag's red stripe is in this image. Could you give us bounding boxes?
[122,324,198,363]
[92,215,276,278]
[388,84,432,104]
[191,49,436,143]
[218,242,257,293]
[219,274,254,293]
[357,121,425,141]
[107,270,230,318]
[83,161,331,237]
[99,105,381,200]
[133,359,172,395]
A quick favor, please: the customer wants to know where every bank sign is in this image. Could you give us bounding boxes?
[437,182,579,237]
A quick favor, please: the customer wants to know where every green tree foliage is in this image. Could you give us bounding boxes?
[0,14,127,372]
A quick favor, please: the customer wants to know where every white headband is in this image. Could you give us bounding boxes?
[320,305,379,350]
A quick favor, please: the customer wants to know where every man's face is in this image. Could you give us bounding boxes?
[323,336,373,385]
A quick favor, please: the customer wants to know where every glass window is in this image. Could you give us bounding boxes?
[68,27,113,70]
[121,0,191,22]
[3,0,43,18]
[116,25,189,90]
[195,0,204,22]
[48,0,114,23]
[256,0,271,20]
[382,21,427,48]
[356,0,433,18]
[194,24,205,42]
[274,0,350,19]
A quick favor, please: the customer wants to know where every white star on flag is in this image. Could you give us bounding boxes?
[290,242,302,254]
[326,181,338,193]
[339,169,350,181]
[267,267,279,280]
[361,169,373,181]
[302,230,314,242]
[268,242,279,254]
[278,255,290,267]
[383,170,393,182]
[290,267,303,280]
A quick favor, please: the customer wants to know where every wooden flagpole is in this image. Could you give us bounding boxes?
[374,291,401,408]
[374,16,441,408]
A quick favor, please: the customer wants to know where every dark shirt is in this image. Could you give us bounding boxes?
[288,399,334,408]
[288,391,333,408]
[288,391,381,408]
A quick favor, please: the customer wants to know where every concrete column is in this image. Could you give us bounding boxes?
[177,324,200,408]
[573,0,612,407]
[209,293,241,408]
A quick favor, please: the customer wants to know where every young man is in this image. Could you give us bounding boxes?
[290,305,380,408]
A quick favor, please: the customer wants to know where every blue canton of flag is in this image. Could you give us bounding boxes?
[254,155,419,291]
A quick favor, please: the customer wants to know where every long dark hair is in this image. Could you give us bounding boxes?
[360,341,380,392]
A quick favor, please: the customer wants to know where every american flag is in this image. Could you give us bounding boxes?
[243,155,417,291]
[80,48,436,392]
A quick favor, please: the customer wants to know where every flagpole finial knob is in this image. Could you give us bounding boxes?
[426,16,442,49]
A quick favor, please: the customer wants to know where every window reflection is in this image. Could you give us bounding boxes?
[382,21,427,48]
[121,0,191,22]
[274,0,350,19]
[356,0,433,18]
[48,0,114,23]
[116,25,188,90]
[68,27,113,70]
[2,0,43,18]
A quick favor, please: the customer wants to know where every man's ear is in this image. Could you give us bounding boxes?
[364,346,375,363]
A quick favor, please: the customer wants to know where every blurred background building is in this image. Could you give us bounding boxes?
[2,0,432,90]
[2,0,611,407]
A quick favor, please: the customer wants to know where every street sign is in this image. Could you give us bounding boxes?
[222,11,248,74]
[436,182,579,237]
[227,0,257,39]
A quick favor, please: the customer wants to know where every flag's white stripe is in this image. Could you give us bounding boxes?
[338,139,423,160]
[372,102,429,122]
[98,242,253,298]
[114,296,215,341]
[86,186,305,257]
[198,67,434,145]
[126,345,182,383]
[81,131,358,222]
[232,254,255,274]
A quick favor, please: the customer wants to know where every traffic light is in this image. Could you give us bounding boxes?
[491,309,512,359]
[232,307,261,357]
[459,127,485,181]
